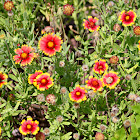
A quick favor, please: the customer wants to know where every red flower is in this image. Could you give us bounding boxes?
[119,10,136,26]
[69,85,87,103]
[0,71,8,88]
[93,59,108,74]
[33,73,54,91]
[86,76,103,91]
[38,34,63,56]
[4,1,14,11]
[19,117,39,135]
[83,16,100,32]
[133,26,140,35]
[13,45,35,66]
[28,70,43,85]
[63,4,74,16]
[101,71,120,89]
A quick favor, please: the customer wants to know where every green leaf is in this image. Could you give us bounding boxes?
[131,105,140,114]
[127,63,139,73]
[9,74,19,82]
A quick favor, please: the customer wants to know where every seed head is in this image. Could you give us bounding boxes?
[37,94,45,102]
[56,115,64,123]
[128,93,137,101]
[59,61,65,67]
[125,74,131,80]
[87,90,96,98]
[111,105,119,114]
[95,132,104,140]
[82,64,89,72]
[113,24,121,32]
[35,132,45,140]
[136,96,140,103]
[100,124,106,132]
[46,94,56,105]
[123,120,131,128]
[133,26,140,35]
[107,1,114,7]
[43,127,50,136]
[112,117,119,123]
[60,87,67,94]
[63,4,74,16]
[73,103,80,109]
[110,56,119,64]
[73,133,80,140]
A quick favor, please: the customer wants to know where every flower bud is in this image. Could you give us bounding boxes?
[123,120,131,128]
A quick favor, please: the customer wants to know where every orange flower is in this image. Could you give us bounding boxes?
[28,70,43,85]
[19,117,39,135]
[33,73,54,91]
[119,10,136,26]
[101,71,120,89]
[93,59,108,74]
[83,16,100,32]
[0,71,8,88]
[69,85,87,103]
[13,45,35,66]
[38,34,63,56]
[86,76,103,91]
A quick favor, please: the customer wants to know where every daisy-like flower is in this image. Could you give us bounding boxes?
[119,10,136,26]
[69,85,87,103]
[0,71,8,88]
[4,1,14,11]
[93,59,108,74]
[63,4,74,16]
[13,45,35,66]
[86,76,103,91]
[137,40,140,51]
[38,33,63,56]
[101,71,120,89]
[133,26,140,35]
[19,117,39,135]
[33,73,53,91]
[83,16,100,32]
[28,70,43,85]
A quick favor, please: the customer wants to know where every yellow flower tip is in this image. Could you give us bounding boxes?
[83,19,85,21]
[88,16,93,19]
[27,117,33,121]
[21,119,25,124]
[89,76,93,79]
[94,17,99,20]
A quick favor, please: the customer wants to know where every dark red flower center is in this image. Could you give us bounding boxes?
[92,80,99,87]
[89,22,95,28]
[41,78,48,85]
[21,52,28,59]
[47,41,54,48]
[106,77,113,84]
